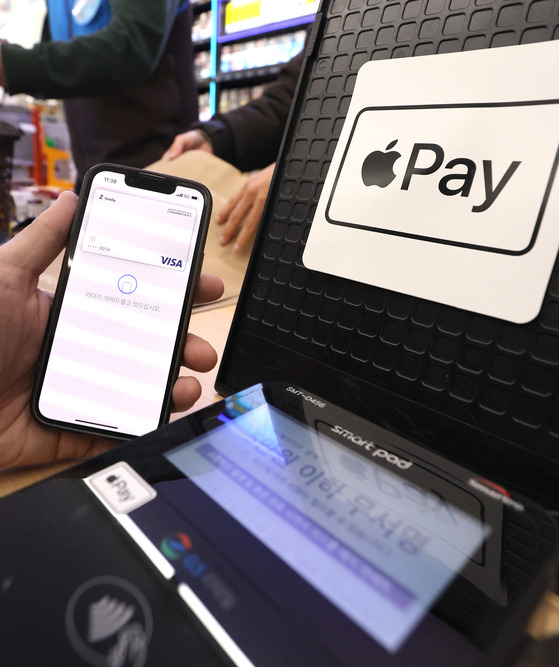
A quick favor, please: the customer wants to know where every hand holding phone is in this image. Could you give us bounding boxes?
[32,164,213,440]
[0,190,220,468]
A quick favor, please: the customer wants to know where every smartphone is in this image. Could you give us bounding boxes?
[32,163,212,439]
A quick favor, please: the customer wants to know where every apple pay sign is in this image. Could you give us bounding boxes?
[303,42,559,324]
[327,103,558,254]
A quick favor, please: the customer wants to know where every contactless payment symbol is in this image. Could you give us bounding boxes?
[65,575,153,667]
[118,274,137,295]
[86,462,157,514]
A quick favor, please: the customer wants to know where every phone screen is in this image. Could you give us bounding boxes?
[35,167,209,438]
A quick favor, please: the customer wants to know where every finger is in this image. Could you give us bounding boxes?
[162,131,210,161]
[232,183,268,251]
[161,147,177,161]
[161,135,190,161]
[216,187,243,226]
[219,194,255,246]
[233,206,261,252]
[171,375,202,413]
[3,191,77,275]
[161,142,182,161]
[193,273,224,305]
[182,332,218,372]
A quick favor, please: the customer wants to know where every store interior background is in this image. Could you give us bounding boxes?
[0,0,317,234]
[1,3,559,660]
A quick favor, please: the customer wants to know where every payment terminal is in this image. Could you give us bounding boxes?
[1,382,557,666]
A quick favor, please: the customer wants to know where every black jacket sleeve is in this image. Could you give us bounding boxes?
[195,50,304,172]
[1,0,183,99]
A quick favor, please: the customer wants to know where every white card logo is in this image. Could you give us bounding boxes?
[362,140,401,188]
[362,138,521,214]
[303,43,559,324]
[326,102,558,256]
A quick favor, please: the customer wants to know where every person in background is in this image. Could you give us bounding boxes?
[0,0,198,191]
[162,50,304,252]
[0,190,223,468]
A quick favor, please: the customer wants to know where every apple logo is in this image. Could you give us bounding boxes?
[362,140,401,188]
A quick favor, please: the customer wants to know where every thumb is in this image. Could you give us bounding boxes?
[3,190,78,275]
[162,135,189,161]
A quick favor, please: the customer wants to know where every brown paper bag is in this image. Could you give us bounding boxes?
[147,151,251,308]
[40,152,251,308]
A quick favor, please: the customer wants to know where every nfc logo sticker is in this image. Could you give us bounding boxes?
[86,461,157,514]
[303,41,559,324]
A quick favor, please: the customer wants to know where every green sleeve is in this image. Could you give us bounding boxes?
[2,0,182,99]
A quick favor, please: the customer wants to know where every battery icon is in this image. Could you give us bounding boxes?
[192,195,198,200]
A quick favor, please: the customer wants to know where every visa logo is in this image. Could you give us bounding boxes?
[161,256,183,268]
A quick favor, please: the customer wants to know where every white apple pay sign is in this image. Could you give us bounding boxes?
[303,41,559,324]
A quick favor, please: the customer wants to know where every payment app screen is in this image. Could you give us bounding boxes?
[165,404,487,655]
[38,170,205,436]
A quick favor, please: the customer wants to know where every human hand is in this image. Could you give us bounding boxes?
[161,129,213,161]
[217,162,275,252]
[0,191,224,468]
